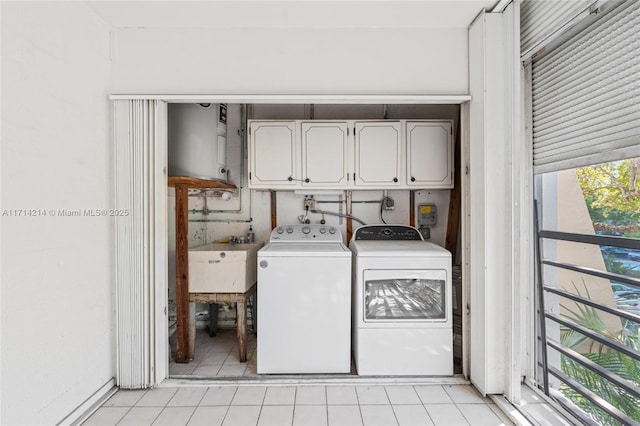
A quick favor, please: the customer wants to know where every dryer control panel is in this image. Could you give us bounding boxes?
[269,224,343,242]
[353,225,423,241]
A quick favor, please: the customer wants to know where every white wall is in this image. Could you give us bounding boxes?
[111,27,468,95]
[1,3,114,424]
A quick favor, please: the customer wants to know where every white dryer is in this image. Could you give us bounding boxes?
[350,225,453,376]
[257,224,352,374]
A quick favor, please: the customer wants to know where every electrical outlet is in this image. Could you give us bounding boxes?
[304,197,317,210]
[383,197,395,210]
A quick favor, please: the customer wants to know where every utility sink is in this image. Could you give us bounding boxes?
[189,242,264,293]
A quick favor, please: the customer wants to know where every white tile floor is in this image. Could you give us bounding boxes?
[169,328,259,377]
[84,383,514,425]
[90,328,517,425]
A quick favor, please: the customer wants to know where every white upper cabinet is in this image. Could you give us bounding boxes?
[301,122,349,186]
[247,119,453,190]
[248,121,298,187]
[406,121,453,188]
[354,122,402,187]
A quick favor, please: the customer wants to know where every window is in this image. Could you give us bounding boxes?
[534,158,640,425]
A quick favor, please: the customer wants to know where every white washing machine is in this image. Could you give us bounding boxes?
[350,225,453,376]
[257,224,352,374]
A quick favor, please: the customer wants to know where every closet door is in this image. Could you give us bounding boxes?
[406,121,453,188]
[248,121,298,188]
[113,99,168,388]
[301,121,349,187]
[354,122,402,187]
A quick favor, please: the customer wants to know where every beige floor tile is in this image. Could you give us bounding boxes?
[118,407,163,426]
[442,385,487,404]
[152,407,195,426]
[168,387,207,407]
[295,386,327,405]
[327,386,358,405]
[356,386,390,405]
[424,404,469,426]
[231,386,266,405]
[82,407,129,426]
[360,405,398,426]
[200,386,238,406]
[328,405,363,426]
[169,363,197,376]
[187,406,228,426]
[192,364,222,377]
[199,351,230,366]
[102,390,148,407]
[413,385,452,404]
[222,405,261,426]
[392,405,433,426]
[293,405,328,426]
[258,405,294,426]
[217,364,247,377]
[263,386,296,405]
[136,388,178,407]
[385,386,421,405]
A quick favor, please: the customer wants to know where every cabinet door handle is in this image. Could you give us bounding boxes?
[411,177,416,182]
[305,178,310,183]
[393,177,398,183]
[287,176,293,181]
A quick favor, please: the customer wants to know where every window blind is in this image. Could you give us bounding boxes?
[531,0,640,174]
[521,0,594,58]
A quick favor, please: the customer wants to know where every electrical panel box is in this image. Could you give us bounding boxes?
[418,204,437,227]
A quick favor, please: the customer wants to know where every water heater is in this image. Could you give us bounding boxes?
[168,103,227,181]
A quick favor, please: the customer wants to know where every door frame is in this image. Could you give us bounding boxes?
[112,94,479,386]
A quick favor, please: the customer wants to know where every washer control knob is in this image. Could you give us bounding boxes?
[302,226,311,234]
[276,227,284,234]
[319,228,326,234]
[383,228,392,236]
[329,228,336,234]
[286,227,293,234]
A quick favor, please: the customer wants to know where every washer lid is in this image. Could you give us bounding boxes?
[259,242,351,257]
[349,240,451,257]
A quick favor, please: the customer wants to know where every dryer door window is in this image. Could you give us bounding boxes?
[363,270,447,322]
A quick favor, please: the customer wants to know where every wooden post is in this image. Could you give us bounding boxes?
[175,183,191,362]
[270,191,277,230]
[445,132,462,261]
[189,301,196,360]
[168,177,237,364]
[236,298,247,362]
[409,190,416,228]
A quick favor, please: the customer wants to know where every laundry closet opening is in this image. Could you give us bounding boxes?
[166,102,464,379]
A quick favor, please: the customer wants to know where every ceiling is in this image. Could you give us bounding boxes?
[87,0,500,29]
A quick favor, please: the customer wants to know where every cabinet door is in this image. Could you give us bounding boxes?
[301,122,348,186]
[354,122,401,186]
[248,121,298,187]
[406,121,453,188]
